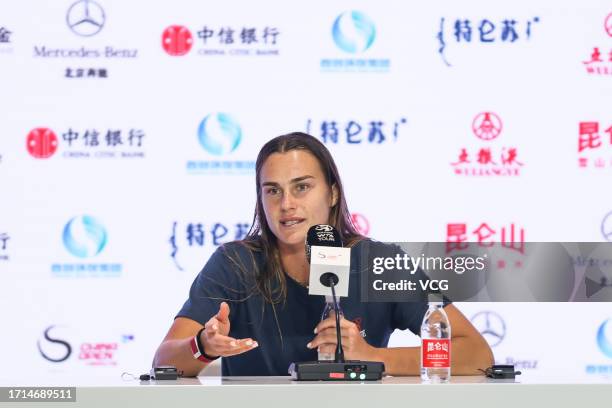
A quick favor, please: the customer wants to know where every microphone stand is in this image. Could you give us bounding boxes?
[288,257,385,380]
[329,277,344,363]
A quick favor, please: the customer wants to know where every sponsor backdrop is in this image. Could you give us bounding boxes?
[1,0,611,380]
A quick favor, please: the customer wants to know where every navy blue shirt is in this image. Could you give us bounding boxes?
[177,240,430,376]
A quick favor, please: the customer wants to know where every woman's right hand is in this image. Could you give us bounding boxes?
[200,301,258,357]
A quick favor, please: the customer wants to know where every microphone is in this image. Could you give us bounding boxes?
[288,225,385,381]
[305,224,342,263]
[305,224,344,362]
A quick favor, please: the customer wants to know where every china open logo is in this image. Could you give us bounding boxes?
[38,326,72,363]
[27,128,58,159]
[472,112,502,141]
[605,13,612,37]
[162,25,193,56]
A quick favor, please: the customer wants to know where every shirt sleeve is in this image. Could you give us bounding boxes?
[391,300,428,335]
[175,244,247,325]
[375,243,452,335]
[391,296,453,336]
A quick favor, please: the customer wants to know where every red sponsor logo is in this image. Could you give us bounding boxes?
[422,339,450,368]
[578,121,612,169]
[452,112,523,176]
[582,14,612,76]
[351,213,370,236]
[446,222,525,255]
[27,128,58,159]
[582,47,612,75]
[472,112,502,141]
[78,342,118,366]
[162,25,193,56]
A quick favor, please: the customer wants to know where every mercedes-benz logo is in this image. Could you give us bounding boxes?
[470,311,506,347]
[605,13,612,37]
[602,211,612,242]
[66,0,105,37]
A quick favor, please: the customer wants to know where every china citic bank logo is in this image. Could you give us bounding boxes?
[197,113,242,156]
[62,215,107,258]
[27,128,58,159]
[351,213,370,236]
[472,112,502,141]
[332,11,376,53]
[597,319,612,358]
[66,0,106,37]
[162,25,193,56]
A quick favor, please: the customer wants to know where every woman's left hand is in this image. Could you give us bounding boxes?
[308,314,377,361]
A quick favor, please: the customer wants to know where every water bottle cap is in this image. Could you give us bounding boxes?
[427,293,443,304]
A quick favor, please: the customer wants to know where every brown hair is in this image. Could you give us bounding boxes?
[241,132,363,305]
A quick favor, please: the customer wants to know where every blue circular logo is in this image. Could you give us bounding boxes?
[597,319,612,359]
[62,215,107,258]
[470,311,506,348]
[197,113,242,156]
[332,11,376,54]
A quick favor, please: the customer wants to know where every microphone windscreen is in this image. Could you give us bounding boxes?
[306,224,342,247]
[305,224,342,263]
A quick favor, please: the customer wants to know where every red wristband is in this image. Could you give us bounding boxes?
[190,334,214,363]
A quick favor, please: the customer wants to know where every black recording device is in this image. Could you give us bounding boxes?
[288,225,385,381]
[146,366,179,380]
[483,365,522,379]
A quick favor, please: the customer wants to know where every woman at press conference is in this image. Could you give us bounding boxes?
[153,132,493,376]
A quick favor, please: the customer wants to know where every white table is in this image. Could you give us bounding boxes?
[1,374,610,408]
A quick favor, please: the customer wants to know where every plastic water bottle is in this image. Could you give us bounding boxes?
[318,296,343,361]
[420,299,451,383]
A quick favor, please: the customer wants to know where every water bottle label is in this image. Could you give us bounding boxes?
[422,339,450,368]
